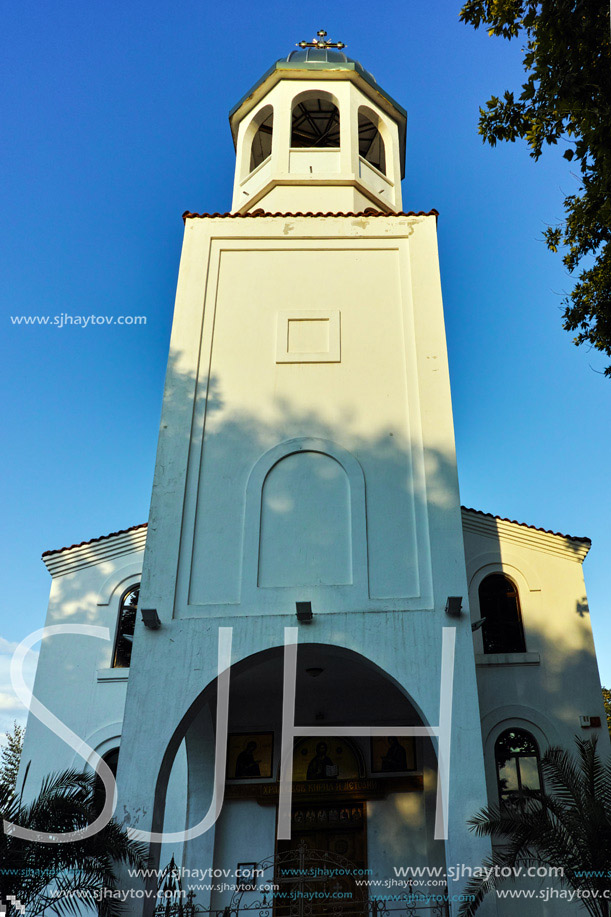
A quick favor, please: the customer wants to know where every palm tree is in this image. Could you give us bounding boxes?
[1,768,147,917]
[458,737,611,917]
[0,722,24,793]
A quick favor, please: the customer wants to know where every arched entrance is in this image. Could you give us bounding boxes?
[153,642,445,916]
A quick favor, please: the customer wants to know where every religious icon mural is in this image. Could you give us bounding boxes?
[370,736,416,773]
[226,733,274,779]
[292,737,361,782]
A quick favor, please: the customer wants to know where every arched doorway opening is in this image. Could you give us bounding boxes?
[154,643,445,914]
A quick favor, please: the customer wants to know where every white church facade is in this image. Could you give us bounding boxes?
[19,40,609,917]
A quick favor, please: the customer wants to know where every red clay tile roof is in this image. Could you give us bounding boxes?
[461,507,591,544]
[42,506,590,558]
[182,208,439,223]
[41,523,148,558]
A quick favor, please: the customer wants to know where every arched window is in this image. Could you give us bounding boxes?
[479,573,526,654]
[495,728,542,808]
[93,747,119,814]
[250,108,273,171]
[291,97,340,148]
[112,584,139,668]
[358,111,386,174]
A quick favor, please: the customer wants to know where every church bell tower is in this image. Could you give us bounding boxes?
[116,33,495,914]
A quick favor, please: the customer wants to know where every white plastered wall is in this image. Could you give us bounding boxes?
[17,534,144,801]
[115,212,495,913]
[463,510,609,914]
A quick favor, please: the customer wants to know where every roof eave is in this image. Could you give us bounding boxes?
[461,506,591,562]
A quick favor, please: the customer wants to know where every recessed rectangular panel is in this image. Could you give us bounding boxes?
[288,318,329,354]
[276,310,340,363]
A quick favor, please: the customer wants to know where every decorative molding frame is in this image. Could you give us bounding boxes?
[242,437,369,598]
[481,706,559,755]
[97,562,143,606]
[466,552,541,593]
[172,231,435,614]
[275,310,341,363]
[480,706,559,807]
[72,721,123,772]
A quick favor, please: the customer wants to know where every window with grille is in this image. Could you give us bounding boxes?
[112,584,139,668]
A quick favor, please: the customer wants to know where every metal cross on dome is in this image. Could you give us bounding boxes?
[296,29,346,50]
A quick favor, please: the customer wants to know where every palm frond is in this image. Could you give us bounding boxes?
[460,738,611,916]
[1,767,146,917]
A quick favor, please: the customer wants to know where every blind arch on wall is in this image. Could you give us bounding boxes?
[258,450,352,588]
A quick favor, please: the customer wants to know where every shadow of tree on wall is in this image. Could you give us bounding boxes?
[145,339,466,611]
[111,341,469,904]
[27,336,610,911]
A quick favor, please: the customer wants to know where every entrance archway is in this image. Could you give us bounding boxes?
[153,642,445,914]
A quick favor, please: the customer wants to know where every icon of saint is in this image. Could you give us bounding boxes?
[380,737,408,772]
[306,741,337,779]
[235,740,261,778]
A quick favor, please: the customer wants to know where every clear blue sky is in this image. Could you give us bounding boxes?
[1,0,609,731]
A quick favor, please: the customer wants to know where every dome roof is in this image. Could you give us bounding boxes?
[229,46,407,179]
[285,48,350,63]
[282,48,377,84]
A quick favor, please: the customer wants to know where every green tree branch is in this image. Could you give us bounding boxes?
[460,0,611,374]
